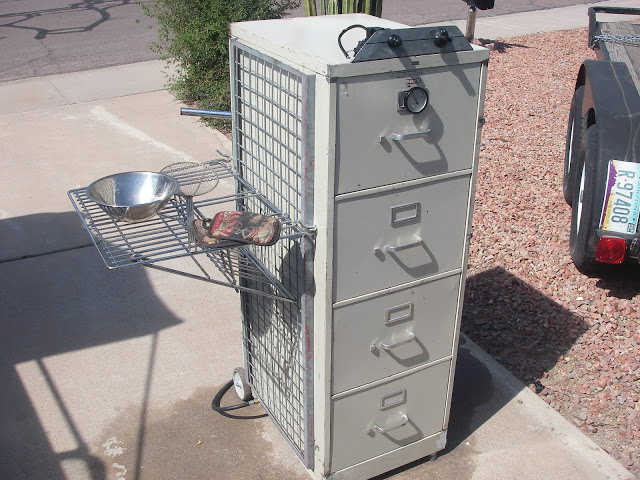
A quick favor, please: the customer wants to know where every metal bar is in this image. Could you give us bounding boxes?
[144,263,294,302]
[180,108,232,119]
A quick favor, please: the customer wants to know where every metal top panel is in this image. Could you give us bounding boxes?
[231,14,404,66]
[230,14,489,78]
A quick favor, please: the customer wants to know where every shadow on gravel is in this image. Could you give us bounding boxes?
[476,38,530,53]
[593,263,640,300]
[460,266,589,386]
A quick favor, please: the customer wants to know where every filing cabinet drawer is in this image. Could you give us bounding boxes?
[333,174,470,302]
[335,64,482,194]
[332,273,460,394]
[330,360,451,472]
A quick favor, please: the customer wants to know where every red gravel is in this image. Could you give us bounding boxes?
[462,28,640,475]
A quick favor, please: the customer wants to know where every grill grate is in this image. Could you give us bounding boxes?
[68,160,308,301]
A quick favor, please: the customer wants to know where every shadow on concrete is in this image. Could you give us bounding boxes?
[376,266,588,478]
[0,211,181,480]
[0,209,92,263]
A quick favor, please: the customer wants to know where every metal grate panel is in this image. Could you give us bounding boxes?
[231,42,313,466]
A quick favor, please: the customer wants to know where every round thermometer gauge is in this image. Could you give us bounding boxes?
[404,87,429,114]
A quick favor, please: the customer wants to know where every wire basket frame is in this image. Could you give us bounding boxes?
[231,42,315,467]
[68,160,308,302]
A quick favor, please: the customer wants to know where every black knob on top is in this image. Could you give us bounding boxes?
[434,28,451,48]
[387,34,403,48]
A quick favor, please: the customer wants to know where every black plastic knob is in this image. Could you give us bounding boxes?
[387,34,403,49]
[434,28,451,48]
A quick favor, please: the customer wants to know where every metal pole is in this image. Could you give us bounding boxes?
[180,108,231,119]
[465,5,477,43]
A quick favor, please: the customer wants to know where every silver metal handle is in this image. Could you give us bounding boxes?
[391,129,431,141]
[366,414,409,434]
[379,332,416,350]
[374,237,423,255]
[385,237,422,253]
[180,108,232,119]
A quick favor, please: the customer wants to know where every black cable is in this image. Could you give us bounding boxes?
[338,24,366,59]
[211,379,257,412]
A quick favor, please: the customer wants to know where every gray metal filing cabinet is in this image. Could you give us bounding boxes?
[229,13,489,479]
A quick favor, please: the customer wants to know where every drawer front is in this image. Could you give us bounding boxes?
[335,64,481,195]
[332,273,461,394]
[330,361,451,472]
[333,175,470,302]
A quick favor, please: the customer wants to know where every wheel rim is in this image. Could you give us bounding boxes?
[567,119,574,176]
[233,370,244,398]
[575,162,586,236]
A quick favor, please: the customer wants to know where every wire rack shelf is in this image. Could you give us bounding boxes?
[68,160,312,302]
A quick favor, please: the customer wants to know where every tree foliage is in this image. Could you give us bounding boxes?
[140,0,300,118]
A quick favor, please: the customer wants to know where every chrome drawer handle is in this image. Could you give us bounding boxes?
[390,129,431,141]
[379,332,416,350]
[385,237,422,253]
[366,414,409,434]
[374,237,423,255]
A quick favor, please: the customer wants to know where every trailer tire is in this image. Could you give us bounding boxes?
[569,124,598,273]
[563,86,585,205]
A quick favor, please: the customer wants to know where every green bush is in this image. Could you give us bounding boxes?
[140,0,300,125]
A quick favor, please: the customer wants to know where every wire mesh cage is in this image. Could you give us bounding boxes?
[231,41,315,466]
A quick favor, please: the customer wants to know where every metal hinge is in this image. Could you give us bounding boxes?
[298,222,318,238]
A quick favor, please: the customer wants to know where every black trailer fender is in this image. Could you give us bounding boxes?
[579,59,640,164]
[572,59,640,264]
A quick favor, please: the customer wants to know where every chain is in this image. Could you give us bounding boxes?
[592,33,640,48]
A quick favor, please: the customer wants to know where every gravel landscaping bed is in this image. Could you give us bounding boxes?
[461,28,640,475]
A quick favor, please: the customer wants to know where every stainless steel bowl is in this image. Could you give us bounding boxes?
[86,171,179,223]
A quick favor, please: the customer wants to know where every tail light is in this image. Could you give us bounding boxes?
[595,237,627,264]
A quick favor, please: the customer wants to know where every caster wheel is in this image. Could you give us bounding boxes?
[232,367,253,402]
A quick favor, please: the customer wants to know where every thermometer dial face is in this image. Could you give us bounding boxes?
[404,87,429,114]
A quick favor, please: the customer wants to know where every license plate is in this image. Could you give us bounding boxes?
[600,160,640,234]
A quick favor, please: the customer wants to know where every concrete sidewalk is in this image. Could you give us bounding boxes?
[1,2,638,480]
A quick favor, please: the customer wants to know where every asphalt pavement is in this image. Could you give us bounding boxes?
[1,2,639,479]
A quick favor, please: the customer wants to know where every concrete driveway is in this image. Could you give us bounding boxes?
[1,3,638,478]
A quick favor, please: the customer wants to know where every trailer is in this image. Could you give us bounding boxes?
[563,7,640,272]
